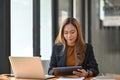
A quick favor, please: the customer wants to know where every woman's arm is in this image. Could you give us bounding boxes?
[48,45,57,75]
[86,44,99,76]
[73,44,99,77]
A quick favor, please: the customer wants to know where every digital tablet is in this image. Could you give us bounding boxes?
[53,66,82,76]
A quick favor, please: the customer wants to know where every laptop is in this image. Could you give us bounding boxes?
[9,56,54,79]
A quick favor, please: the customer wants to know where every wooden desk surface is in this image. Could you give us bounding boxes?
[0,75,92,80]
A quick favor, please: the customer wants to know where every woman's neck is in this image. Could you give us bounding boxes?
[67,43,75,46]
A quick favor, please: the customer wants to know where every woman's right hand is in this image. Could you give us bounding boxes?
[73,69,88,77]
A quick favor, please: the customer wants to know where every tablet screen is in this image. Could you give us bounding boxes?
[53,66,82,76]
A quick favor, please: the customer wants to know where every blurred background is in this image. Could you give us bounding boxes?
[0,0,120,75]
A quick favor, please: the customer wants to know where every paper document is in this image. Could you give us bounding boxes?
[91,76,115,80]
[57,77,85,80]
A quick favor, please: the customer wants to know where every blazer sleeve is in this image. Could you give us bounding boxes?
[48,45,57,75]
[84,44,99,76]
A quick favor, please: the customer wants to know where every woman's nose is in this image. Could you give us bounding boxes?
[68,33,72,38]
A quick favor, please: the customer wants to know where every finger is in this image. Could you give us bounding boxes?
[73,71,82,77]
[77,69,83,73]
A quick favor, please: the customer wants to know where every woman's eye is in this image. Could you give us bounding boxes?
[64,32,68,34]
[71,31,75,34]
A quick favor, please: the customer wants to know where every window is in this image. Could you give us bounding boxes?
[40,0,52,60]
[11,0,33,56]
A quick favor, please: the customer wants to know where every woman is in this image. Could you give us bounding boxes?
[48,18,99,77]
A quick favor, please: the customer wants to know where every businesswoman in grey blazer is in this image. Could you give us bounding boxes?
[48,18,99,78]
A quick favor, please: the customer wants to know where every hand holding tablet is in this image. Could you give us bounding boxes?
[53,66,82,76]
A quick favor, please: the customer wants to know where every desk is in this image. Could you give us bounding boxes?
[0,75,92,80]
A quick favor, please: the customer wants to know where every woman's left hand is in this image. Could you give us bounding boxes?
[73,69,88,77]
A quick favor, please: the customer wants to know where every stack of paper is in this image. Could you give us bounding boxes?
[91,76,115,80]
[57,77,85,80]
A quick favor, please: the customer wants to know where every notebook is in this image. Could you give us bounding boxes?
[9,56,54,79]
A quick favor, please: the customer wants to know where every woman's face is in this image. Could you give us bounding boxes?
[63,23,77,46]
